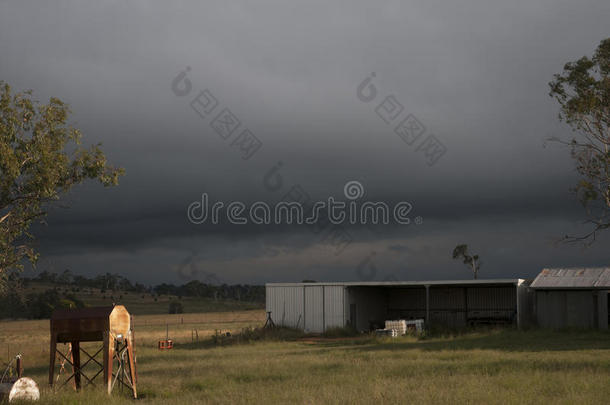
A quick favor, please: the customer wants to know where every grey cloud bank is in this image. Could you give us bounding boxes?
[1,0,609,284]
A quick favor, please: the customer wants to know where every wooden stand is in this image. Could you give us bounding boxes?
[49,306,137,398]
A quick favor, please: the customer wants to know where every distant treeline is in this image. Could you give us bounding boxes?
[23,270,150,293]
[152,282,264,303]
[0,270,265,320]
[23,270,265,302]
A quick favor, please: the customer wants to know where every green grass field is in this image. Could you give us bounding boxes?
[2,312,610,404]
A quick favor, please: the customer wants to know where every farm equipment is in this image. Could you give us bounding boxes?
[263,311,276,329]
[49,305,137,398]
[158,324,173,350]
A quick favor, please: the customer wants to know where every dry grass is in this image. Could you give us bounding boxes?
[1,313,609,404]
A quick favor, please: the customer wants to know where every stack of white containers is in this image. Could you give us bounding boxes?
[384,320,408,335]
[405,319,425,333]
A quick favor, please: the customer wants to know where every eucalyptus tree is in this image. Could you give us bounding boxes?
[0,82,124,289]
[452,244,481,280]
[549,38,610,243]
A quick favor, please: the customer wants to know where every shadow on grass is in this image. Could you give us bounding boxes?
[176,326,307,350]
[166,326,610,354]
[20,364,49,376]
[339,328,610,354]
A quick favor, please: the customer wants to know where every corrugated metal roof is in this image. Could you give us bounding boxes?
[596,269,610,287]
[267,279,524,288]
[530,268,610,289]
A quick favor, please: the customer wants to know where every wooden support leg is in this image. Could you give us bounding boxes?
[103,332,115,395]
[130,318,137,385]
[49,334,57,386]
[71,341,81,390]
[126,337,137,398]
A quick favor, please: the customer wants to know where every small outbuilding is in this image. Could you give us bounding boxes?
[531,268,610,329]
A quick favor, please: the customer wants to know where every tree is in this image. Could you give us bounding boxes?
[0,271,27,318]
[452,244,481,279]
[549,38,610,243]
[0,82,124,289]
[168,301,184,314]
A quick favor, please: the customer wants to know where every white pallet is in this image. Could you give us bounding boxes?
[385,319,425,334]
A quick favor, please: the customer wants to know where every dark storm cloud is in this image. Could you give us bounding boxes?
[1,0,610,284]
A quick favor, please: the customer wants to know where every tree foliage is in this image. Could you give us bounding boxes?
[168,301,184,314]
[452,244,481,279]
[0,270,265,319]
[0,82,124,287]
[549,38,610,243]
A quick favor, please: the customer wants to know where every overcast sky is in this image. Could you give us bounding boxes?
[1,0,609,285]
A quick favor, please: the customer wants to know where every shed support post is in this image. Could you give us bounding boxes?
[598,291,609,330]
[516,283,521,329]
[425,285,430,328]
[464,287,468,327]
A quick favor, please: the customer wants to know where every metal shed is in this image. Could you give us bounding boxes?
[531,268,610,329]
[266,279,531,333]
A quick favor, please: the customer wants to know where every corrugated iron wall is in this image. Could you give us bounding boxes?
[536,290,597,329]
[517,282,535,328]
[323,286,345,330]
[266,285,345,333]
[266,285,304,329]
[429,287,467,328]
[466,286,516,325]
[387,288,426,321]
[304,286,324,333]
[387,286,517,328]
